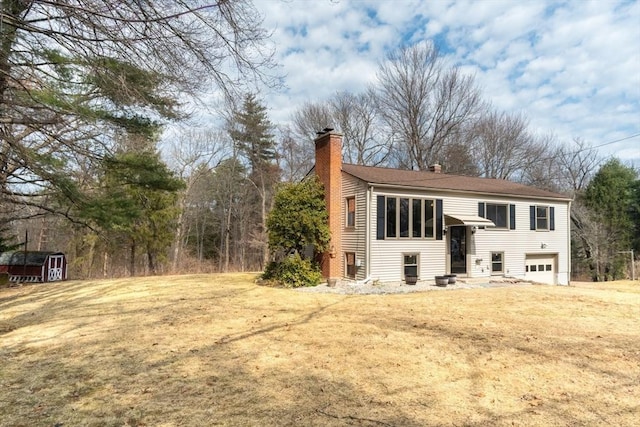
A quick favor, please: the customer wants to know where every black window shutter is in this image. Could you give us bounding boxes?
[436,199,443,240]
[376,195,385,240]
[510,204,516,230]
[530,205,536,230]
[550,207,555,230]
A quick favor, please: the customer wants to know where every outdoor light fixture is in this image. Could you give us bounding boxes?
[471,226,477,234]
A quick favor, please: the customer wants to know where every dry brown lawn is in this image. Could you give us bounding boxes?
[0,275,639,426]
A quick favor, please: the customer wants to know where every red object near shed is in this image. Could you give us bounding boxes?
[0,251,68,283]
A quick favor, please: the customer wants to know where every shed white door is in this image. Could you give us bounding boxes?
[48,255,64,282]
[525,254,556,285]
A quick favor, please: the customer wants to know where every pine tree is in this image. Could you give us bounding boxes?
[582,159,637,280]
[230,93,276,174]
[228,93,279,270]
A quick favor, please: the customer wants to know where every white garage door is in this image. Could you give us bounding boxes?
[525,254,556,285]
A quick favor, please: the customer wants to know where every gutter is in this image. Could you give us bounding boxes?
[361,182,573,203]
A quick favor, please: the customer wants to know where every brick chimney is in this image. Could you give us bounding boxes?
[314,128,343,282]
[428,163,442,173]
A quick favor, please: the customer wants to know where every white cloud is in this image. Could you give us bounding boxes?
[216,0,640,164]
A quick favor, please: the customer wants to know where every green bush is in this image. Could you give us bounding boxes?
[262,253,322,288]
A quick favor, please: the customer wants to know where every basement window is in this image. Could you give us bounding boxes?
[345,252,356,279]
[491,252,504,274]
[403,254,419,279]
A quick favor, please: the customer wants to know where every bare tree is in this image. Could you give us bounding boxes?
[292,101,334,143]
[1,0,278,221]
[555,138,601,193]
[463,109,547,180]
[277,125,312,183]
[331,90,391,166]
[165,127,229,272]
[373,42,482,170]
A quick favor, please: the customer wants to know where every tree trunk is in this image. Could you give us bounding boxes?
[147,244,156,275]
[130,239,136,277]
[103,251,109,278]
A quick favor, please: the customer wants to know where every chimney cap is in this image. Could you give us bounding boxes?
[316,127,335,135]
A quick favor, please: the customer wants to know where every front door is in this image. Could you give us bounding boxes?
[450,226,466,274]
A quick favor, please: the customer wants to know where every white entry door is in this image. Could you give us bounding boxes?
[48,255,64,282]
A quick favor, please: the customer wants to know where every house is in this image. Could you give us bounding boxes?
[314,130,572,286]
[0,251,68,283]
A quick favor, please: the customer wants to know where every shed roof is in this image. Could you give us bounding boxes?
[0,251,63,266]
[342,164,571,201]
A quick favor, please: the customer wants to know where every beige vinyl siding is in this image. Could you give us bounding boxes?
[466,197,570,284]
[367,187,571,284]
[369,188,446,282]
[342,173,368,281]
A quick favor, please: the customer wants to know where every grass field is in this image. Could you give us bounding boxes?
[1,275,639,426]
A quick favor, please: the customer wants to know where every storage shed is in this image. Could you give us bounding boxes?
[0,251,68,283]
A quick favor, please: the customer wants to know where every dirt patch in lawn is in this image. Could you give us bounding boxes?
[1,276,638,426]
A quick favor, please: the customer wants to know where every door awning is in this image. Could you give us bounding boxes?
[444,214,495,227]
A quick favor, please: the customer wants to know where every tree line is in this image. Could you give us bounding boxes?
[1,4,637,280]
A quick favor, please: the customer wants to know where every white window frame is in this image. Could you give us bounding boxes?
[491,252,504,274]
[402,253,419,279]
[485,203,508,229]
[345,252,356,279]
[384,196,435,240]
[536,206,549,231]
[346,197,356,228]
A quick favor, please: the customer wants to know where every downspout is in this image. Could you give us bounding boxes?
[356,184,373,285]
[567,200,572,286]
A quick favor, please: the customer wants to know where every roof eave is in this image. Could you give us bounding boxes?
[361,181,573,202]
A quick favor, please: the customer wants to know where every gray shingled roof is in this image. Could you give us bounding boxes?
[342,164,571,201]
[0,251,63,266]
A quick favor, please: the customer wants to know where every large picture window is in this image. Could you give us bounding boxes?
[399,198,410,237]
[412,199,422,238]
[386,197,397,238]
[384,196,435,239]
[424,199,434,238]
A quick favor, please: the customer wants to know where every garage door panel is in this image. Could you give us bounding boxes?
[525,254,556,285]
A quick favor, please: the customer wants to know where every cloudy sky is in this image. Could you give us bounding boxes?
[250,0,639,164]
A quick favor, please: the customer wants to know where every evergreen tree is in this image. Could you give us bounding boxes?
[82,148,184,276]
[263,176,330,287]
[230,93,276,174]
[228,93,279,269]
[582,159,638,280]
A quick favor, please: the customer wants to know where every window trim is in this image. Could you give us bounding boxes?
[530,204,555,231]
[345,252,356,279]
[346,196,356,228]
[491,252,504,274]
[536,205,549,231]
[479,202,516,230]
[485,203,509,229]
[383,196,436,240]
[402,253,419,280]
